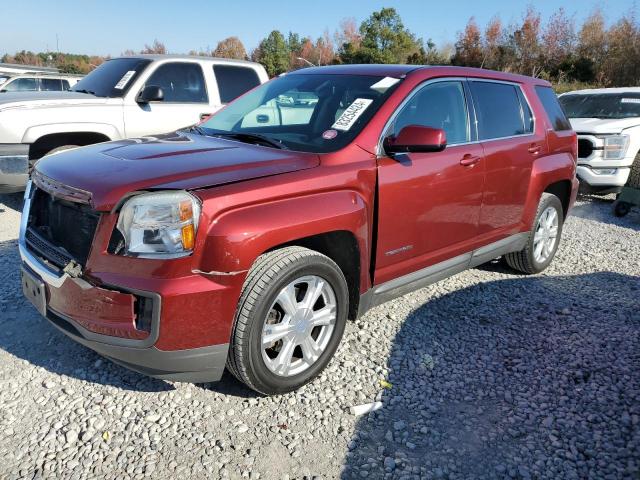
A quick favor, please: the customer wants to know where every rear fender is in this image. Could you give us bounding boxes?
[523,153,576,227]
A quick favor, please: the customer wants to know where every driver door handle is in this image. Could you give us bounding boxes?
[528,143,542,155]
[460,154,481,167]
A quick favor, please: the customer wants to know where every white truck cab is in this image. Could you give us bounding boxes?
[559,88,640,195]
[0,55,268,192]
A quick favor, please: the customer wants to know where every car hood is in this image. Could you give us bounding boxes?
[0,91,109,111]
[34,131,320,211]
[569,117,640,134]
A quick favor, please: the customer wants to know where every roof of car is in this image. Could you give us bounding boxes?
[561,87,640,96]
[122,54,261,66]
[289,64,550,85]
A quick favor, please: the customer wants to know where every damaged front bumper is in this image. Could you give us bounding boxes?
[18,182,229,382]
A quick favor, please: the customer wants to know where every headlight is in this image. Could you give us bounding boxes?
[603,135,629,160]
[116,191,201,258]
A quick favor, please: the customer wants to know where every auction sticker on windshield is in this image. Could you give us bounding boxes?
[114,71,136,90]
[332,98,374,131]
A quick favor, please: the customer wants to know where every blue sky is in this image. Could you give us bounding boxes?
[2,0,635,56]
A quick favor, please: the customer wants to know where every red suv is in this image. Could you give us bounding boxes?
[19,65,578,394]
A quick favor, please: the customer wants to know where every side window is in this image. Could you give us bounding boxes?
[41,78,63,91]
[61,80,70,90]
[535,86,572,131]
[391,81,470,144]
[4,78,38,92]
[470,81,527,140]
[517,89,534,134]
[144,62,208,103]
[213,65,261,103]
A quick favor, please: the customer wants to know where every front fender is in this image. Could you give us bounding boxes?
[22,122,123,144]
[199,189,371,289]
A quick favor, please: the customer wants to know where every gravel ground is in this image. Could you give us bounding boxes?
[0,192,638,480]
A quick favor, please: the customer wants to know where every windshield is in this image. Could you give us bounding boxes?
[559,93,640,119]
[200,73,402,153]
[71,58,151,97]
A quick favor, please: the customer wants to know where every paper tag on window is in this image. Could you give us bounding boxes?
[114,70,136,90]
[370,77,400,93]
[332,98,374,131]
[621,98,640,104]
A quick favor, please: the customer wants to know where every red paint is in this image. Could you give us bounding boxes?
[34,66,578,352]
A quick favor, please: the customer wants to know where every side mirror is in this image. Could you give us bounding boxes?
[137,85,164,103]
[384,125,447,154]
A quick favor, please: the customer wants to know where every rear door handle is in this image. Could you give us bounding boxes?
[528,143,542,155]
[460,154,481,167]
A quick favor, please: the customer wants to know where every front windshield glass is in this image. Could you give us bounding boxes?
[559,93,640,119]
[200,73,402,153]
[71,58,151,98]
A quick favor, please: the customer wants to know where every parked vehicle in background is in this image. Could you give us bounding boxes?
[0,55,268,192]
[0,73,83,93]
[559,88,640,194]
[19,65,578,395]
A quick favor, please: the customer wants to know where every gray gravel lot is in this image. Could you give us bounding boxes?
[0,192,639,480]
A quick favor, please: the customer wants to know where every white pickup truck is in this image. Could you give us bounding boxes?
[559,88,640,195]
[0,55,268,192]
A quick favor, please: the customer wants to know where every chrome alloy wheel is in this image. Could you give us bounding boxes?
[533,206,559,263]
[261,275,337,377]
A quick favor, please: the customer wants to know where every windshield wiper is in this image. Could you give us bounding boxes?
[186,125,207,135]
[72,89,97,95]
[210,132,288,150]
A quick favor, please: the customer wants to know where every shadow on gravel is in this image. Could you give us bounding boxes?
[0,192,24,213]
[343,272,640,479]
[571,194,639,230]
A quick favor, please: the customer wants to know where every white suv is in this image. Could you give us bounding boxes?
[559,88,640,194]
[0,74,82,93]
[0,55,268,192]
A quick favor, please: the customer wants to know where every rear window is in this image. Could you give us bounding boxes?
[536,86,572,130]
[214,65,261,103]
[470,81,530,140]
[41,78,63,91]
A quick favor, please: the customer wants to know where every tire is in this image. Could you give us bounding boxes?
[504,193,564,274]
[614,201,631,217]
[627,152,640,189]
[227,246,349,395]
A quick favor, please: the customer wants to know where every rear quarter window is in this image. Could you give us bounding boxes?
[469,81,530,140]
[214,65,261,103]
[535,86,572,131]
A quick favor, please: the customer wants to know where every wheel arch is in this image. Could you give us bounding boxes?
[28,131,113,160]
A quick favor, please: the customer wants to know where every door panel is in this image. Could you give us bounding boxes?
[124,62,214,138]
[375,144,486,284]
[374,79,485,285]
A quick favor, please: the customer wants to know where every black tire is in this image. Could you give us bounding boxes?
[504,193,564,274]
[627,152,640,189]
[614,201,631,217]
[227,246,349,395]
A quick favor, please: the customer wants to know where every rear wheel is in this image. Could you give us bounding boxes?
[504,193,564,274]
[227,247,348,395]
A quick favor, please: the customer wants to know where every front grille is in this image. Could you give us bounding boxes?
[578,138,594,158]
[27,187,99,267]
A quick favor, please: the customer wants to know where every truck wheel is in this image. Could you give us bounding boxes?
[614,201,631,217]
[504,193,564,274]
[627,152,640,188]
[227,246,348,395]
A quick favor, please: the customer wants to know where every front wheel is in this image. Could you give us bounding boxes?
[227,247,349,395]
[504,193,564,274]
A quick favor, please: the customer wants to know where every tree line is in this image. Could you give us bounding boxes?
[2,7,639,91]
